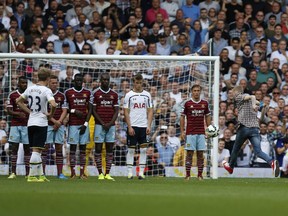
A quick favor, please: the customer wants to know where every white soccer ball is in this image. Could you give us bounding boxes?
[206,125,219,138]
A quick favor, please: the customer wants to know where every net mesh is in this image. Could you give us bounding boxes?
[0,56,218,177]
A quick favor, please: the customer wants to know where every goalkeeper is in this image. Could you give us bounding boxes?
[222,86,280,177]
[180,84,211,180]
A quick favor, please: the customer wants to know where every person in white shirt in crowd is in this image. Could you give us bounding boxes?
[161,0,179,22]
[69,5,89,27]
[128,26,145,46]
[224,37,243,61]
[217,138,230,167]
[0,3,10,30]
[86,29,98,50]
[94,28,109,55]
[46,24,59,42]
[270,39,288,69]
[83,0,97,20]
[169,82,182,104]
[96,0,111,15]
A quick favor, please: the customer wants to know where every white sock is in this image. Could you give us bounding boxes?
[139,148,147,176]
[126,148,135,176]
[38,155,44,176]
[29,152,41,177]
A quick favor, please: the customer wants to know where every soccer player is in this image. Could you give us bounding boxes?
[7,76,30,179]
[124,73,153,180]
[222,86,280,177]
[180,84,212,180]
[16,68,57,182]
[43,75,68,179]
[92,73,119,181]
[65,74,92,179]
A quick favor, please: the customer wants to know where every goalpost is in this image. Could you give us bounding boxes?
[0,53,220,179]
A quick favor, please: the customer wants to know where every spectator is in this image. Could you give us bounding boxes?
[251,122,275,168]
[217,138,230,167]
[156,130,174,167]
[12,2,30,34]
[156,33,170,55]
[144,145,165,176]
[73,30,86,53]
[212,29,228,56]
[223,128,235,155]
[181,0,199,24]
[161,0,179,22]
[145,0,168,26]
[73,14,90,34]
[53,28,75,54]
[90,11,105,31]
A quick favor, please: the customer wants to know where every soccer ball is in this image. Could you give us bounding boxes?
[206,125,219,138]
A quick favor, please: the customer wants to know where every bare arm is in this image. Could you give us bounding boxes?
[16,96,31,114]
[273,69,282,88]
[85,103,93,123]
[151,126,160,142]
[47,99,57,119]
[124,108,135,136]
[180,115,186,141]
[7,107,26,118]
[119,22,132,34]
[205,114,212,127]
[146,108,153,134]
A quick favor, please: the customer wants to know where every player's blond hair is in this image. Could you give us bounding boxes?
[191,84,202,91]
[232,86,243,95]
[38,68,51,81]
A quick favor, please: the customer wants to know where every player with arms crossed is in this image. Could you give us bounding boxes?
[92,73,119,181]
[180,84,211,180]
[7,76,30,179]
[43,75,68,179]
[16,68,57,182]
[65,74,93,179]
[124,73,153,180]
[222,86,280,177]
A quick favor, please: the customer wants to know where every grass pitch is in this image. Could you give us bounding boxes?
[0,176,287,216]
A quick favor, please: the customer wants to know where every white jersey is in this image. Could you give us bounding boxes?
[21,84,55,127]
[123,90,153,128]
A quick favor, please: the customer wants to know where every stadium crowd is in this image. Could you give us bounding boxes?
[0,0,288,177]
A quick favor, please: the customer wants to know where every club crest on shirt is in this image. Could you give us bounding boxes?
[57,97,61,101]
[202,104,205,108]
[72,94,75,97]
[190,105,193,108]
[110,96,114,99]
[83,94,87,97]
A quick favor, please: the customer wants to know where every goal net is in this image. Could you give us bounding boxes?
[0,53,220,179]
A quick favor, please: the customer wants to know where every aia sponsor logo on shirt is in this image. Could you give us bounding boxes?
[133,103,146,108]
